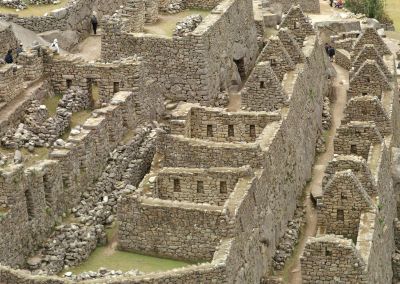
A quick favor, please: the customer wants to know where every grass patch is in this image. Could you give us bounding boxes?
[0,0,68,17]
[63,247,192,275]
[144,9,211,37]
[386,0,400,31]
[43,93,63,117]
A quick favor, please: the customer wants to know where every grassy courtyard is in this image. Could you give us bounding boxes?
[0,0,68,17]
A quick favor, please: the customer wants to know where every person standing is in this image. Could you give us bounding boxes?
[329,0,334,6]
[5,49,13,64]
[16,43,23,57]
[328,46,335,62]
[91,12,98,35]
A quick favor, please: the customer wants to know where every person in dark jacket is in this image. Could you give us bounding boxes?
[91,12,98,35]
[328,46,335,62]
[4,49,13,64]
[325,43,330,55]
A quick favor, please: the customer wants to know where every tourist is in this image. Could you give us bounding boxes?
[16,43,24,57]
[335,0,344,8]
[329,0,334,7]
[50,39,60,54]
[4,49,13,64]
[91,12,98,35]
[328,46,335,62]
[325,43,330,55]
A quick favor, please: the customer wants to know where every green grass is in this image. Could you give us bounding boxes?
[43,93,63,117]
[386,0,400,31]
[63,223,192,275]
[0,0,68,17]
[64,247,192,275]
[144,9,211,37]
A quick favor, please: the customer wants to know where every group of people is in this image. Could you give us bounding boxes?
[329,0,344,8]
[325,43,336,62]
[4,43,24,64]
[4,12,99,62]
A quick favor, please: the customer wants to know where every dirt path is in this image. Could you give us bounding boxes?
[285,63,349,283]
[73,34,101,62]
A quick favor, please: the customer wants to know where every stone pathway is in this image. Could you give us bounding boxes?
[285,63,349,283]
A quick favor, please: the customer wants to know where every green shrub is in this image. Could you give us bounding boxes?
[345,0,388,22]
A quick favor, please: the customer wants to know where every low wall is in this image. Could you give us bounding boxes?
[118,194,232,261]
[0,64,24,103]
[335,48,351,70]
[0,0,129,39]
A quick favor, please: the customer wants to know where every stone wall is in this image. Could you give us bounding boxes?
[347,60,392,99]
[342,96,391,136]
[318,170,375,240]
[0,0,129,40]
[0,161,64,267]
[352,27,391,56]
[153,166,252,205]
[241,61,288,112]
[117,192,233,261]
[188,106,281,142]
[269,0,320,13]
[301,235,368,283]
[279,5,315,44]
[101,0,258,104]
[0,64,24,103]
[335,48,351,70]
[333,121,383,160]
[44,53,142,103]
[0,23,18,56]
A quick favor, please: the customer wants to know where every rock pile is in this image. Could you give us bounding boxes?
[64,267,144,281]
[0,0,27,9]
[28,224,106,274]
[1,88,90,150]
[28,127,158,274]
[322,97,331,131]
[272,205,305,270]
[173,15,203,37]
[1,100,71,149]
[58,87,92,113]
[164,0,186,14]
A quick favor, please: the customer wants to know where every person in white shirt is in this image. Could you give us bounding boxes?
[50,39,59,54]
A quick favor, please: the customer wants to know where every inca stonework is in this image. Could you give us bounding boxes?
[0,0,399,283]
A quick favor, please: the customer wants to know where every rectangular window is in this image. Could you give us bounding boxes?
[25,189,34,220]
[350,144,357,154]
[337,209,344,221]
[270,58,277,67]
[66,79,72,89]
[113,82,120,93]
[325,248,332,256]
[197,181,204,193]
[220,181,227,194]
[173,179,180,192]
[249,125,256,138]
[260,81,265,89]
[207,125,213,137]
[362,92,367,96]
[228,125,234,137]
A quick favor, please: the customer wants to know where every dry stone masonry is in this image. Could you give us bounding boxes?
[0,1,398,283]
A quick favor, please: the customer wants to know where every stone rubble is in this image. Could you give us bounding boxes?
[272,205,305,271]
[28,127,158,275]
[64,267,144,281]
[173,15,203,37]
